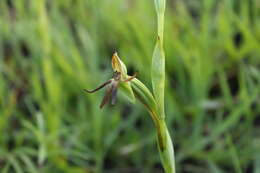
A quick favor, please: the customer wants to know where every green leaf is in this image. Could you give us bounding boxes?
[8,155,23,173]
[20,155,38,173]
[151,38,165,119]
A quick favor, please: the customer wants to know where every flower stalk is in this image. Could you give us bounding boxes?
[152,0,176,172]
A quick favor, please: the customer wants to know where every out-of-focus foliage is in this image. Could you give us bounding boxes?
[0,0,260,172]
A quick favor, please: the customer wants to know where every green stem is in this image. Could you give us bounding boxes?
[130,79,176,173]
[153,0,176,172]
[158,14,165,42]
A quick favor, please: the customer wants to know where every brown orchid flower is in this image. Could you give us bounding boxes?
[84,53,137,108]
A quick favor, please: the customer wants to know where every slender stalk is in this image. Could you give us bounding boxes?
[131,78,176,173]
[152,0,176,172]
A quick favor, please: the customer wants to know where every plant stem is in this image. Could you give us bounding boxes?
[153,0,176,172]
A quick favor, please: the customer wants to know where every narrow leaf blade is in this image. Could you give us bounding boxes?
[151,38,165,119]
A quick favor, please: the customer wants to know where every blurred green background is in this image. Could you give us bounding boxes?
[0,0,260,172]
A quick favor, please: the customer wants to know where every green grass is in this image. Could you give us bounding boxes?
[0,0,260,172]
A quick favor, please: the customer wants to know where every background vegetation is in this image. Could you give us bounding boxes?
[0,0,260,172]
